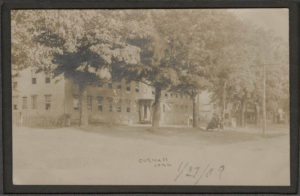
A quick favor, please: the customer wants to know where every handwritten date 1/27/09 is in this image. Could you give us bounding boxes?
[174,161,225,185]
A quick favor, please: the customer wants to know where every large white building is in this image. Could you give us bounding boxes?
[12,68,194,127]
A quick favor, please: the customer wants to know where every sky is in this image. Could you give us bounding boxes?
[229,9,289,41]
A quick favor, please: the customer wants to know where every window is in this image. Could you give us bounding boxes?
[135,84,139,93]
[31,95,38,109]
[87,96,92,110]
[117,106,122,112]
[45,95,51,110]
[165,93,168,97]
[126,82,131,92]
[22,97,27,109]
[97,96,103,112]
[98,83,103,88]
[12,96,18,110]
[108,82,112,89]
[170,93,173,98]
[45,77,51,83]
[107,97,113,112]
[125,99,131,113]
[32,78,37,84]
[175,94,178,98]
[31,70,37,84]
[13,82,18,90]
[152,91,155,95]
[117,83,122,90]
[117,99,122,112]
[73,95,79,110]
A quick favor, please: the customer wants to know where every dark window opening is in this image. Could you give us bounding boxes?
[97,96,103,112]
[117,84,122,89]
[45,95,51,110]
[135,84,140,93]
[45,103,51,110]
[73,95,79,110]
[32,78,37,84]
[45,77,51,83]
[117,106,122,112]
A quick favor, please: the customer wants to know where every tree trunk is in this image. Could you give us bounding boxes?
[241,100,246,127]
[192,94,199,128]
[262,63,266,136]
[79,87,88,127]
[222,81,227,119]
[152,86,162,128]
[255,104,260,127]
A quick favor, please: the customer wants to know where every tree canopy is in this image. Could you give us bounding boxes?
[11,9,289,128]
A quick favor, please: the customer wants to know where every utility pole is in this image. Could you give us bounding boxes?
[262,64,266,136]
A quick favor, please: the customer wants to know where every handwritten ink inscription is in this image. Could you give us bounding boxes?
[138,157,172,168]
[174,161,225,185]
[138,157,225,184]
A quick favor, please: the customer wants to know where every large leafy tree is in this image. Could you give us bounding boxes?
[110,10,185,128]
[12,10,141,127]
[208,18,289,127]
[119,10,234,128]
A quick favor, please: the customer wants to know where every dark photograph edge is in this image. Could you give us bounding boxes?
[1,0,299,194]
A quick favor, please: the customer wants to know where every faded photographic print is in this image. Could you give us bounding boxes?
[11,9,289,186]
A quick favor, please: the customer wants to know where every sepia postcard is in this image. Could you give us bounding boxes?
[6,6,294,192]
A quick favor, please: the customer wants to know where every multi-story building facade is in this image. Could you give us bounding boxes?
[12,67,193,127]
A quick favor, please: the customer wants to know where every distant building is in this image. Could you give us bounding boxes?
[12,68,193,127]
